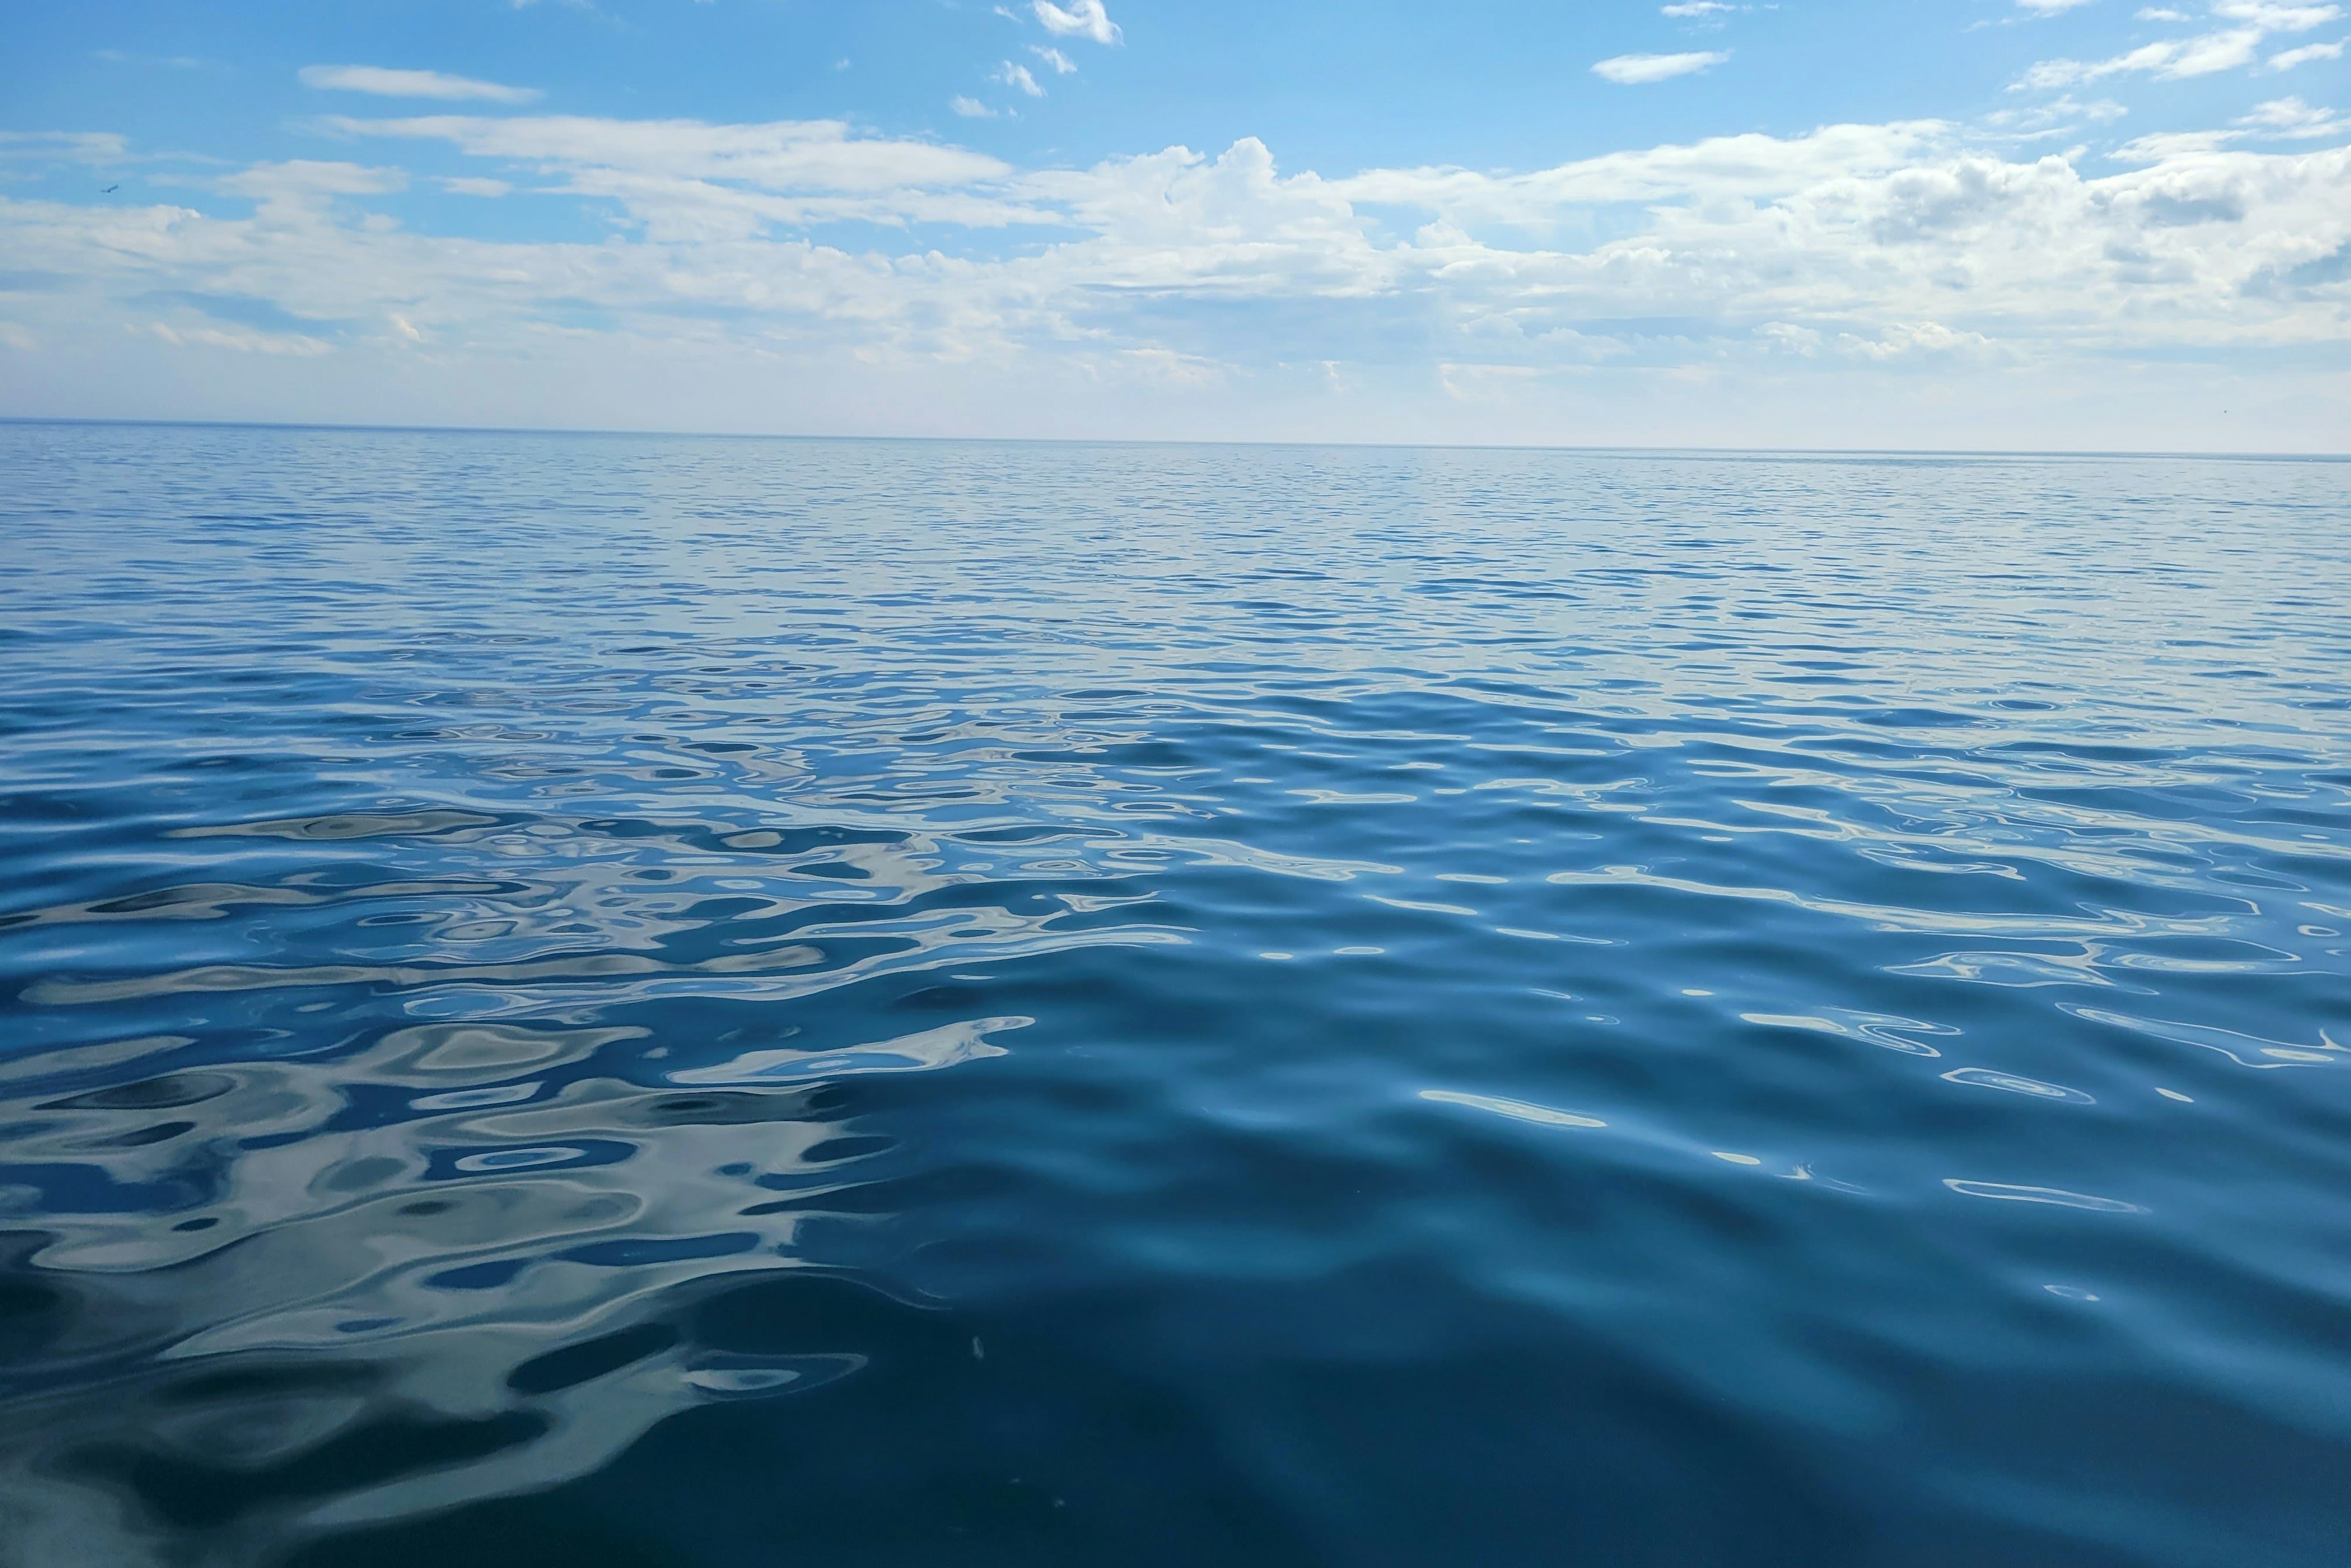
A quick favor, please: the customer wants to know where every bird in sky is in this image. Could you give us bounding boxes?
[102,184,118,193]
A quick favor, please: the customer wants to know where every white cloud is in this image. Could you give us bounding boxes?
[2018,35,2249,85]
[996,61,1045,97]
[6,111,2351,446]
[1591,50,1729,83]
[1031,45,1079,73]
[332,115,1033,237]
[217,160,408,203]
[1660,2,1735,14]
[1983,94,2131,131]
[1333,122,1950,217]
[0,130,129,163]
[2017,0,2101,12]
[440,176,512,196]
[2269,36,2347,63]
[951,96,997,119]
[144,321,333,356]
[342,115,1010,193]
[2017,1,2341,85]
[1033,0,1122,45]
[2237,94,2348,132]
[2214,0,2340,25]
[2137,7,2193,17]
[1835,321,1997,359]
[2108,127,2241,159]
[2108,93,2346,157]
[298,65,541,104]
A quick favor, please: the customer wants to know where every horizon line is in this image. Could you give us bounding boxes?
[2,416,2344,463]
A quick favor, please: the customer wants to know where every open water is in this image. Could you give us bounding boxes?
[1,422,2348,1567]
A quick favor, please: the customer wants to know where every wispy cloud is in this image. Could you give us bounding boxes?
[299,65,541,103]
[0,130,131,163]
[2015,1,2342,86]
[2108,91,2345,157]
[1031,45,1079,73]
[1660,2,1736,15]
[2268,36,2346,64]
[143,321,333,356]
[1591,51,1729,83]
[2237,93,2347,132]
[209,160,410,217]
[92,49,217,70]
[324,114,1030,236]
[951,96,997,118]
[1983,94,2131,131]
[996,61,1044,97]
[2015,0,2101,13]
[1033,0,1122,45]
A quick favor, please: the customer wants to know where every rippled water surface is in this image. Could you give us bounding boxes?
[2,423,2349,1567]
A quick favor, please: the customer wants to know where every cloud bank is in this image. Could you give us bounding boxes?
[1,100,2346,448]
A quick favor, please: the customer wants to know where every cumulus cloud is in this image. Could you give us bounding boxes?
[1591,51,1729,83]
[298,65,541,103]
[1033,0,1121,45]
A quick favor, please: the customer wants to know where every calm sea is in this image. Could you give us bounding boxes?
[2,423,2348,1567]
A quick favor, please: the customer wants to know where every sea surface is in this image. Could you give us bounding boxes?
[1,423,2347,1568]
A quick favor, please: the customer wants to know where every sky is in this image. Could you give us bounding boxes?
[2,1,2347,449]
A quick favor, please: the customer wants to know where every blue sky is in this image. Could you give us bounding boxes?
[2,1,2347,447]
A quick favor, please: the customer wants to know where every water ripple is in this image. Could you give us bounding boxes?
[1,428,2348,1566]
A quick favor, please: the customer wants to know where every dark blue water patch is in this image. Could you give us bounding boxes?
[0,426,2349,1566]
[426,1256,533,1292]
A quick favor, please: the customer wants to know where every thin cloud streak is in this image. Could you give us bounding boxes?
[298,65,541,103]
[1591,51,1730,83]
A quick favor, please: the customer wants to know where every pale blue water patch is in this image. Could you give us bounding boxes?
[0,423,2348,1567]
